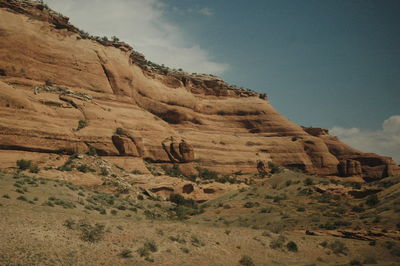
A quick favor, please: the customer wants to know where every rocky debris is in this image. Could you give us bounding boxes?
[161,137,195,163]
[338,159,362,177]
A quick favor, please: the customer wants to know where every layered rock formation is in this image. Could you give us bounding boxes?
[0,1,398,179]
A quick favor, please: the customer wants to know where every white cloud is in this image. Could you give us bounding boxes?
[330,115,400,163]
[44,0,228,75]
[198,7,214,16]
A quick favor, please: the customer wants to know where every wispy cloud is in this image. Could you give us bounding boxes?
[330,115,400,163]
[45,0,228,75]
[198,7,214,16]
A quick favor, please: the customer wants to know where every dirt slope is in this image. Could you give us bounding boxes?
[0,0,398,180]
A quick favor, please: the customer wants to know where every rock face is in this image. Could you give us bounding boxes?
[0,1,398,179]
[338,159,362,177]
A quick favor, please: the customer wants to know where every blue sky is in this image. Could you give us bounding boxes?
[45,0,400,162]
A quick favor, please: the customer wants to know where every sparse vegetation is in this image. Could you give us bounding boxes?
[77,119,87,130]
[79,221,106,243]
[239,255,255,266]
[287,241,298,252]
[115,127,126,136]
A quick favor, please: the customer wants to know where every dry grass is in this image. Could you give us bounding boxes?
[0,170,399,265]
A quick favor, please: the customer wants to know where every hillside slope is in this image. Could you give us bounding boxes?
[0,0,398,180]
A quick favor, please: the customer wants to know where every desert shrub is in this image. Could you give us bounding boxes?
[45,79,53,86]
[79,221,106,243]
[366,194,379,207]
[77,120,87,130]
[297,207,305,212]
[161,164,183,177]
[349,259,362,265]
[58,165,73,171]
[328,240,348,255]
[115,127,125,136]
[87,146,97,156]
[16,159,32,170]
[170,194,195,207]
[260,207,272,213]
[131,169,142,174]
[17,195,27,201]
[111,209,117,215]
[191,235,205,247]
[243,202,259,208]
[63,218,76,229]
[53,198,76,209]
[144,240,158,252]
[196,167,219,180]
[286,241,298,252]
[180,247,189,253]
[239,255,254,266]
[384,241,400,257]
[169,235,186,244]
[3,194,10,199]
[268,162,280,174]
[270,235,287,249]
[119,249,132,258]
[352,205,365,213]
[29,165,40,173]
[100,167,109,176]
[77,164,95,173]
[303,178,313,186]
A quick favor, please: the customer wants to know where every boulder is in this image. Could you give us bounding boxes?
[111,135,140,156]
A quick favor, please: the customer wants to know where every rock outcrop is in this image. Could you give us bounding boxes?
[0,1,398,179]
[338,159,363,177]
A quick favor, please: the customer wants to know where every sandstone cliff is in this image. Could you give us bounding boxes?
[0,0,398,179]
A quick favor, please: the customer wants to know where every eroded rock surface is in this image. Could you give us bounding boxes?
[0,1,398,179]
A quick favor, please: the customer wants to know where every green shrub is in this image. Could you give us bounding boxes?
[100,167,109,176]
[270,235,286,249]
[115,127,125,136]
[16,159,32,170]
[268,162,280,174]
[144,240,158,252]
[196,167,218,180]
[77,164,95,173]
[304,178,313,186]
[3,194,10,199]
[63,218,76,229]
[131,169,142,174]
[79,221,106,243]
[287,241,298,252]
[119,249,132,258]
[239,255,255,266]
[161,164,183,177]
[328,240,348,255]
[17,195,28,201]
[87,146,97,156]
[77,120,87,130]
[243,202,258,208]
